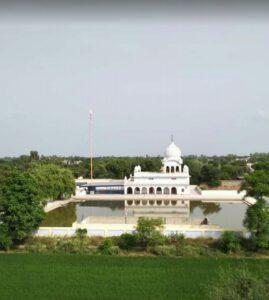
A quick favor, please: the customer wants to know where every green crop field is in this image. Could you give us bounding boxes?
[0,254,268,300]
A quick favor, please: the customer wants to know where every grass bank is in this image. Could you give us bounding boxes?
[0,254,268,299]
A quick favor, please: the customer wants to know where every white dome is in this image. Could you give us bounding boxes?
[165,142,181,158]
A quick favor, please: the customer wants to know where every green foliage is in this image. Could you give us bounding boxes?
[118,233,137,250]
[0,168,45,249]
[25,236,97,255]
[30,150,40,161]
[243,170,269,199]
[254,161,269,171]
[210,267,269,300]
[29,163,75,201]
[100,238,116,255]
[136,217,164,249]
[75,228,88,240]
[151,245,177,256]
[244,199,269,250]
[218,231,240,253]
[0,151,255,186]
[0,225,13,250]
[200,164,221,186]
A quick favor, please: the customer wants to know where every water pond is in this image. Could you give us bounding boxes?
[41,200,247,230]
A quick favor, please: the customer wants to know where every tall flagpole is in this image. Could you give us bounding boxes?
[89,110,93,180]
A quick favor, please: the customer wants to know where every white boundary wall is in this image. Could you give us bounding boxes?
[35,226,249,239]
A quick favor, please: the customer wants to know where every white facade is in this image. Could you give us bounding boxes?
[124,142,190,195]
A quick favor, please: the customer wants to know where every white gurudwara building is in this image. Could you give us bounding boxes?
[124,141,191,196]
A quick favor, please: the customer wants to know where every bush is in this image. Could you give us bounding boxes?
[0,225,13,251]
[151,245,176,256]
[55,239,76,254]
[176,245,205,257]
[210,267,269,300]
[108,246,120,255]
[166,233,185,247]
[219,231,240,253]
[26,242,48,254]
[100,238,113,255]
[75,228,88,240]
[118,233,137,250]
[86,246,99,255]
[136,217,164,249]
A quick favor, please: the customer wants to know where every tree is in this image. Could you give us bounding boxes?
[244,199,269,250]
[242,170,269,199]
[219,231,240,253]
[136,217,164,248]
[243,170,269,250]
[30,150,39,161]
[29,164,75,201]
[186,159,203,184]
[0,168,45,249]
[200,164,221,187]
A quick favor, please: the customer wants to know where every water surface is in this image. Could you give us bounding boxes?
[42,200,247,229]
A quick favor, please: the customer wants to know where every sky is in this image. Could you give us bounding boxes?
[0,2,269,157]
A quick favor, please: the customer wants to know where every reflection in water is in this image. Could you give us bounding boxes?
[42,200,248,230]
[79,201,124,210]
[76,201,125,223]
[190,201,221,215]
[190,202,247,230]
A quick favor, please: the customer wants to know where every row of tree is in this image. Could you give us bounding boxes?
[0,162,75,249]
[1,151,254,186]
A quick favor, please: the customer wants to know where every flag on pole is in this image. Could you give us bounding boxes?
[89,110,93,120]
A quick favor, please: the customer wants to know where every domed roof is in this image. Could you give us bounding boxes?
[165,142,181,158]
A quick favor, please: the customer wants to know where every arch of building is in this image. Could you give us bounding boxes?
[134,187,140,194]
[164,187,170,194]
[156,187,162,194]
[126,186,184,195]
[127,187,133,194]
[171,187,177,195]
[165,165,181,174]
[149,187,155,194]
[141,187,147,194]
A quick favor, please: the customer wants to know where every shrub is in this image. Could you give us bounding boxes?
[118,233,137,250]
[0,225,13,251]
[26,242,47,254]
[75,228,88,240]
[151,245,176,256]
[210,267,269,300]
[55,239,76,254]
[136,217,164,249]
[167,233,185,247]
[176,245,203,257]
[219,231,240,253]
[100,238,113,255]
[86,246,99,255]
[108,246,120,255]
